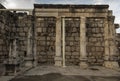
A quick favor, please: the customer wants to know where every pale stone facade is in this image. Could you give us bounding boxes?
[0,4,119,70]
[33,4,119,68]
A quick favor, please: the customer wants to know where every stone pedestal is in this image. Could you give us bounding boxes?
[79,59,88,68]
[79,17,88,68]
[25,26,34,67]
[24,57,33,67]
[104,55,119,68]
[104,61,119,69]
[55,57,62,66]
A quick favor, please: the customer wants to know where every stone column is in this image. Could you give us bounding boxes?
[62,17,66,67]
[8,43,12,61]
[79,17,88,68]
[8,39,17,61]
[25,27,33,67]
[54,17,62,66]
[33,22,37,67]
[104,17,119,68]
[13,39,17,58]
[104,18,110,67]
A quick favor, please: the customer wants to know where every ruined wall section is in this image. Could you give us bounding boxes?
[65,18,80,65]
[36,17,56,65]
[0,11,15,63]
[16,13,33,60]
[86,18,105,65]
[0,11,33,63]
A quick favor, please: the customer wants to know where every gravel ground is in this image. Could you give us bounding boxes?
[1,65,120,81]
[24,66,120,76]
[10,73,120,81]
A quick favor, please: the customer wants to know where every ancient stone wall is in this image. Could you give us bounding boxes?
[65,18,80,65]
[0,4,119,68]
[16,13,33,59]
[0,11,15,63]
[36,17,56,65]
[0,11,33,64]
[86,18,105,65]
[116,33,120,66]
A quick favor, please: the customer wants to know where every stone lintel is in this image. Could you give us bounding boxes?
[34,4,109,9]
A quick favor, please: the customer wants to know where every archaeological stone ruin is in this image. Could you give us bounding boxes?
[0,4,120,75]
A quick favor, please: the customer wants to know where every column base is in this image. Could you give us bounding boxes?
[79,62,88,69]
[54,56,62,67]
[33,61,38,67]
[24,58,33,67]
[104,61,119,69]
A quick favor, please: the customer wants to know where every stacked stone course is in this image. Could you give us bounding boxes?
[0,10,15,63]
[16,13,33,58]
[86,18,105,65]
[36,17,56,65]
[0,4,119,69]
[65,18,80,65]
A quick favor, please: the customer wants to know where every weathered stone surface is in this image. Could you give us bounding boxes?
[86,18,105,66]
[0,4,119,69]
[64,18,80,65]
[36,17,56,65]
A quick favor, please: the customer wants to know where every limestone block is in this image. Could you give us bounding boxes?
[75,37,79,41]
[19,32,25,36]
[72,27,77,32]
[47,41,50,45]
[100,28,104,33]
[50,37,55,40]
[25,58,33,67]
[66,56,70,59]
[79,62,88,69]
[50,42,54,45]
[65,46,71,52]
[74,41,79,45]
[68,37,74,41]
[54,56,62,66]
[71,47,76,52]
[74,56,79,59]
[92,28,96,32]
[65,52,71,55]
[96,47,100,51]
[65,41,70,46]
[70,42,74,46]
[75,46,80,51]
[37,28,42,32]
[72,52,79,55]
[48,33,54,36]
[104,61,119,69]
[39,37,46,41]
[42,28,46,32]
[91,47,96,52]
